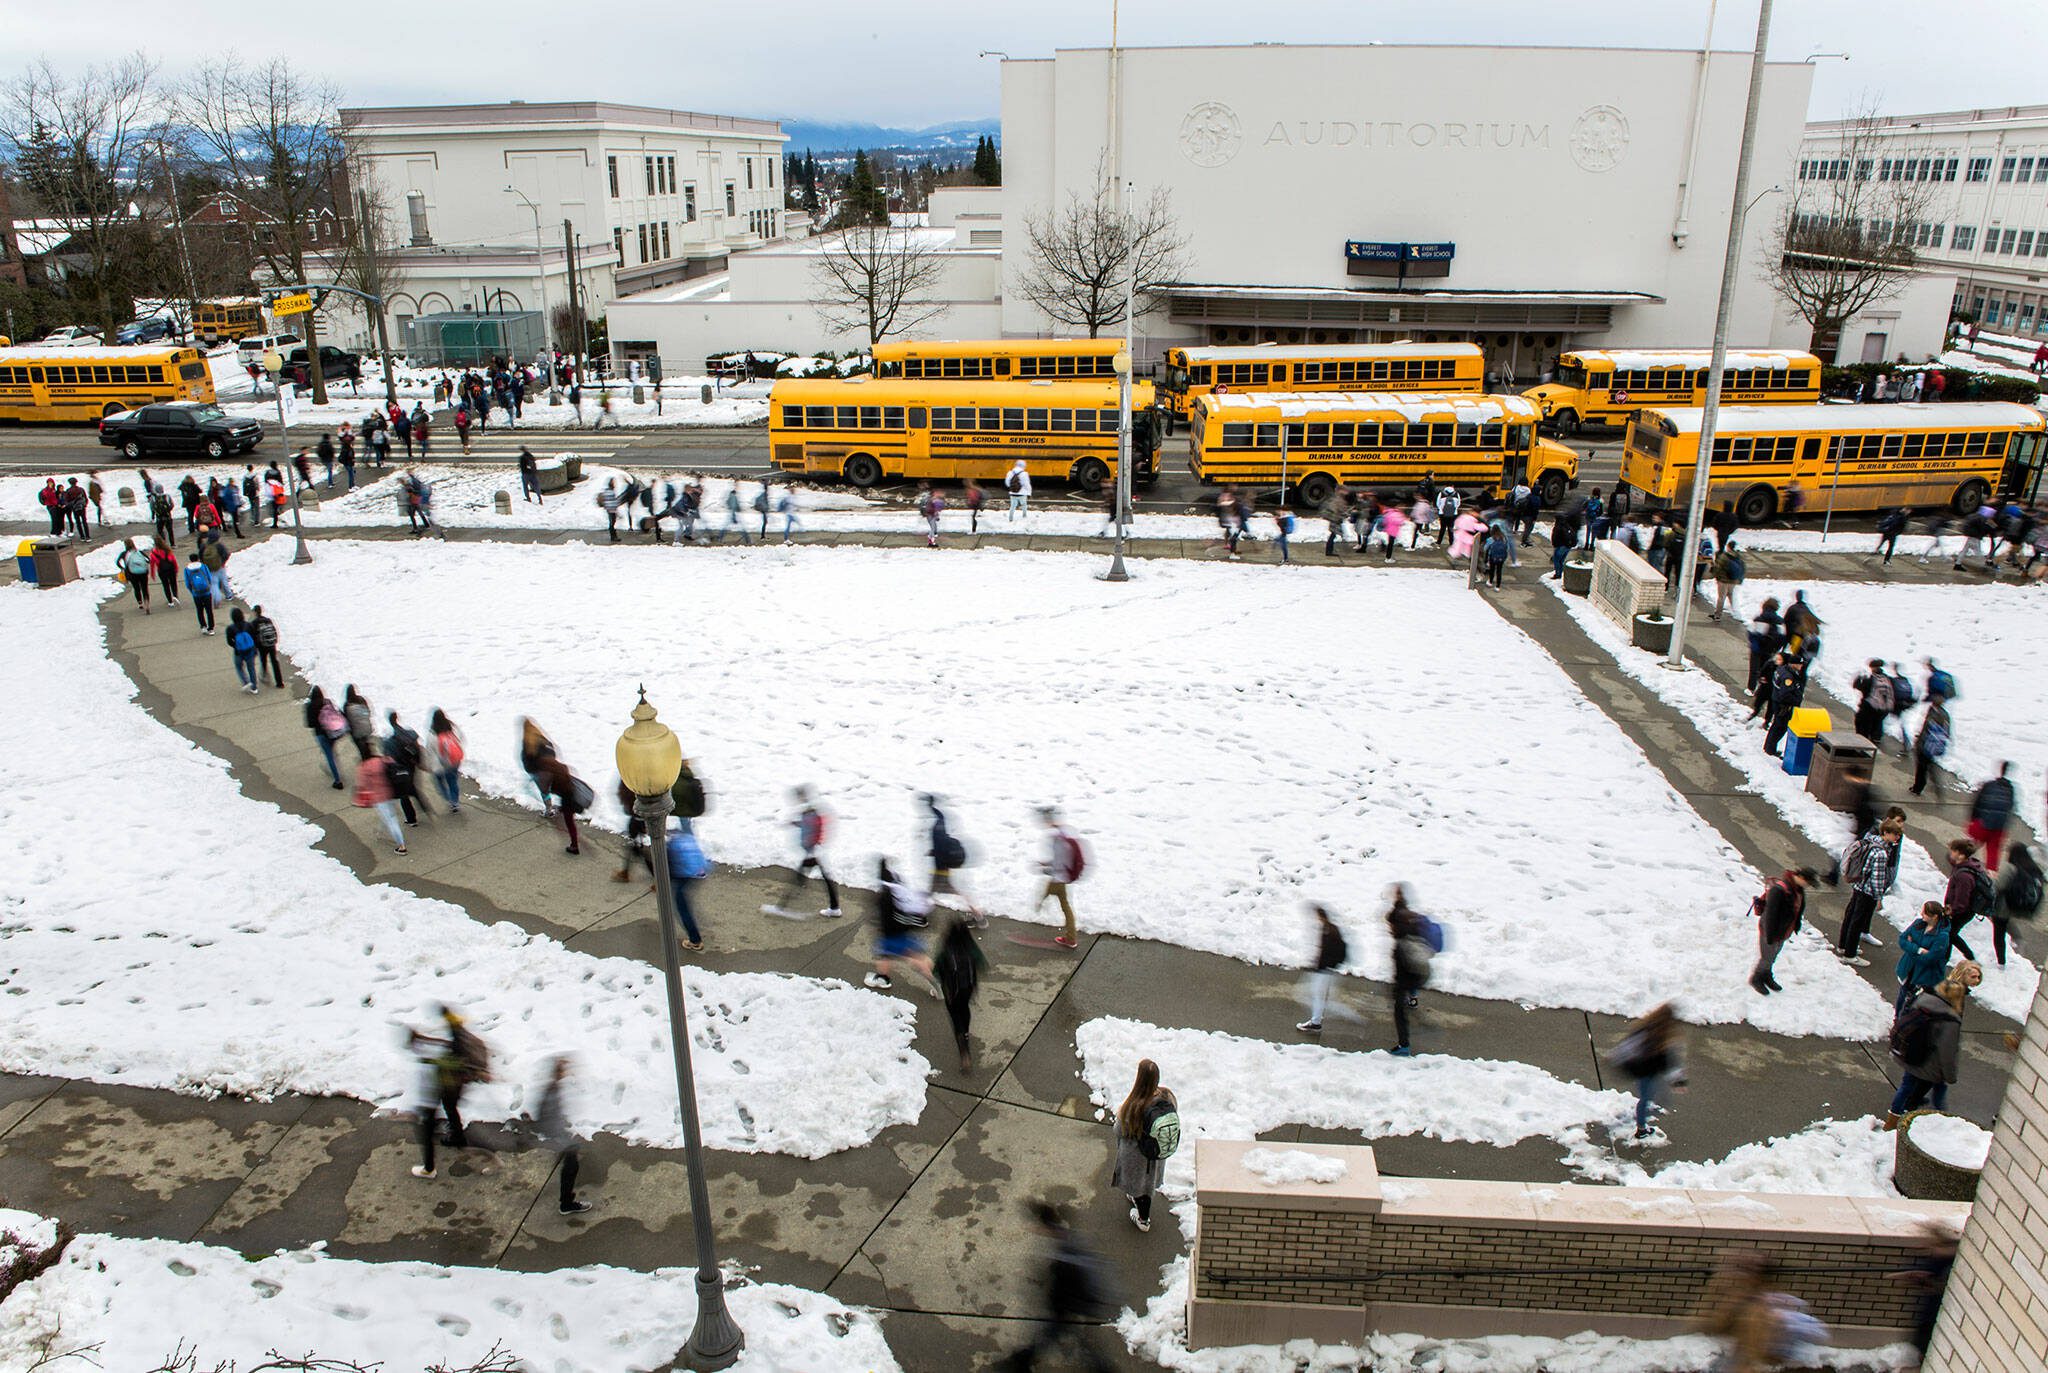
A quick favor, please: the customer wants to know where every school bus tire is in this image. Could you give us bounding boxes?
[1951,478,1991,516]
[1537,470,1567,507]
[1554,409,1582,437]
[1735,484,1778,526]
[1296,472,1338,506]
[100,401,127,419]
[1072,457,1110,492]
[843,453,883,488]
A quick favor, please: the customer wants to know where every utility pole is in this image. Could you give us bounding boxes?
[562,218,585,372]
[1667,0,1775,670]
[356,191,399,407]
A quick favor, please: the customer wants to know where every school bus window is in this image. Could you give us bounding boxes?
[1096,409,1117,432]
[1307,422,1330,447]
[1192,365,1212,384]
[883,407,905,428]
[1049,409,1074,433]
[1283,423,1305,448]
[1333,422,1357,447]
[1222,423,1252,448]
[1429,423,1452,447]
[1001,408,1024,432]
[1481,422,1504,447]
[1882,434,1902,458]
[1455,422,1480,448]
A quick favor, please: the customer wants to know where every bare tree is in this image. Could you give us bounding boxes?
[2,54,167,338]
[181,57,355,404]
[1016,156,1190,337]
[1770,109,1939,357]
[808,225,950,352]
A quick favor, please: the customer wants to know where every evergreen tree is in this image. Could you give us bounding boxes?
[971,135,1002,187]
[842,150,887,226]
[802,150,821,215]
[15,120,80,213]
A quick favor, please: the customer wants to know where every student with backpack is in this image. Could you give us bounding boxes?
[1111,1058,1179,1232]
[934,915,989,1072]
[305,686,349,790]
[116,539,152,613]
[184,554,217,634]
[777,488,801,543]
[1033,807,1087,949]
[866,857,936,991]
[1387,887,1440,1053]
[1923,659,1959,705]
[1006,459,1032,520]
[384,712,430,826]
[1943,838,1995,962]
[1885,961,1980,1128]
[1911,698,1953,796]
[1995,842,2044,967]
[1296,903,1362,1035]
[1748,867,1816,995]
[752,483,771,539]
[248,605,284,688]
[1886,662,1918,751]
[1003,1202,1117,1372]
[429,709,465,813]
[764,785,841,917]
[409,1004,490,1177]
[1610,1002,1686,1142]
[1966,762,2017,872]
[534,752,591,855]
[1895,901,1952,1013]
[225,608,260,694]
[924,793,985,926]
[1836,816,1905,963]
[664,825,710,951]
[353,742,409,854]
[1851,659,1894,744]
[1875,507,1908,564]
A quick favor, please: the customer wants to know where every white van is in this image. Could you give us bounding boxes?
[236,332,302,366]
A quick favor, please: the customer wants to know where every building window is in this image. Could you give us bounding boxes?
[2024,304,2038,332]
[1953,226,1977,250]
[1945,157,1959,180]
[1970,294,1986,317]
[683,184,697,221]
[660,222,671,257]
[2023,231,2037,255]
[2022,157,2038,181]
[768,157,776,188]
[608,156,619,197]
[745,158,754,190]
[613,226,624,259]
[638,223,648,262]
[666,156,677,193]
[2003,227,2020,254]
[725,181,736,217]
[1968,156,1991,182]
[2000,156,2018,182]
[405,191,431,246]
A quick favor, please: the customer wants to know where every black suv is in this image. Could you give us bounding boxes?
[99,402,264,460]
[280,344,362,382]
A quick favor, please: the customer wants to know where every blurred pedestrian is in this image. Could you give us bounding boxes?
[408,1005,489,1178]
[384,711,429,827]
[535,749,590,855]
[935,915,988,1072]
[430,708,464,813]
[226,608,260,694]
[1943,837,1993,961]
[305,686,347,790]
[999,1203,1116,1372]
[1295,903,1361,1035]
[343,685,375,761]
[1747,867,1814,995]
[1966,762,2016,871]
[866,857,935,991]
[352,742,407,854]
[1694,1253,1787,1373]
[1994,842,2043,967]
[1112,1058,1179,1232]
[664,825,709,951]
[1610,1002,1686,1141]
[537,1055,591,1214]
[1386,887,1438,1054]
[117,538,151,612]
[1033,807,1087,950]
[250,604,284,688]
[925,792,985,926]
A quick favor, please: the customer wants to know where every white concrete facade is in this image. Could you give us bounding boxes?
[1002,44,1819,377]
[340,101,788,347]
[1801,105,2048,339]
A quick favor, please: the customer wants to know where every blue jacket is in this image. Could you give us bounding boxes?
[1896,922,1952,990]
[183,566,214,599]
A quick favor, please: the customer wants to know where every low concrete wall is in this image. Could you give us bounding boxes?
[1188,1139,1968,1351]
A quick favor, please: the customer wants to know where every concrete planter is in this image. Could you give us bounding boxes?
[1895,1111,1983,1202]
[1631,613,1673,654]
[1562,559,1594,596]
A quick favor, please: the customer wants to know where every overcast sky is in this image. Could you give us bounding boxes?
[8,0,2043,128]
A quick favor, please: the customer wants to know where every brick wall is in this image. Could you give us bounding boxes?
[1926,968,2048,1369]
[1188,1139,1969,1351]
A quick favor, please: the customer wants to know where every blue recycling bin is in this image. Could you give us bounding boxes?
[15,539,38,584]
[1780,735,1817,776]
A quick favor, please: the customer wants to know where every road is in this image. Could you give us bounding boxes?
[0,419,1630,513]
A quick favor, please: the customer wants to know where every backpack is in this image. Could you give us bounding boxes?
[229,628,255,654]
[1969,866,1999,921]
[2008,864,2044,918]
[253,618,279,650]
[317,702,346,738]
[1148,1106,1183,1160]
[1059,833,1087,881]
[1928,668,1958,700]
[438,732,464,768]
[753,489,769,513]
[672,768,706,819]
[565,776,594,813]
[1727,552,1746,584]
[1921,717,1951,759]
[1841,835,1876,886]
[1394,933,1434,985]
[1889,1003,1937,1064]
[1417,914,1447,953]
[670,831,710,881]
[1005,471,1021,492]
[799,809,826,850]
[1889,672,1916,712]
[1864,673,1894,714]
[451,1024,492,1084]
[389,729,423,770]
[936,832,968,871]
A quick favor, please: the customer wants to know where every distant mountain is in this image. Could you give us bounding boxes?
[775,117,999,156]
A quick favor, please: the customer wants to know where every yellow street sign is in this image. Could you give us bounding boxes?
[271,291,314,316]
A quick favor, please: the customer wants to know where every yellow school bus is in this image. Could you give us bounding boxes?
[1188,391,1580,507]
[0,344,216,423]
[1160,342,1486,420]
[870,338,1125,381]
[192,297,266,344]
[1620,402,2046,525]
[1523,348,1821,434]
[769,377,1159,490]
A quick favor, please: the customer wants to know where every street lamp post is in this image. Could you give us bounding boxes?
[263,347,312,566]
[615,692,744,1371]
[505,186,552,362]
[1101,206,1139,585]
[263,348,288,430]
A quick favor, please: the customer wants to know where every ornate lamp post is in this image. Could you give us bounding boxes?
[615,690,744,1370]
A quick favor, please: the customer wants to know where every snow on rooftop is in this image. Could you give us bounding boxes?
[1649,402,2042,434]
[1570,348,1814,370]
[1207,390,1537,422]
[622,273,732,304]
[1175,342,1484,363]
[0,344,197,363]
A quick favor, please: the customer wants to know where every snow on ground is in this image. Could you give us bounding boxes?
[1550,581,2041,1023]
[1749,577,2048,837]
[0,1215,899,1373]
[233,537,1881,1032]
[0,581,927,1157]
[1237,1147,1348,1186]
[1076,1018,1908,1373]
[1906,1112,1992,1170]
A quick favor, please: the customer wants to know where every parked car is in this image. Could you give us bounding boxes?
[39,325,104,346]
[117,316,176,345]
[279,344,362,383]
[99,402,264,460]
[235,332,301,367]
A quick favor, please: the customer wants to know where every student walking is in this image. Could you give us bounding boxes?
[664,826,709,950]
[117,539,152,612]
[964,478,986,533]
[1745,598,1784,694]
[1611,1003,1686,1142]
[1851,659,1895,743]
[535,751,591,854]
[343,685,376,761]
[537,1056,591,1214]
[430,709,465,812]
[1000,1203,1117,1373]
[1994,842,2044,967]
[597,478,626,542]
[184,555,217,634]
[226,609,260,693]
[384,712,430,826]
[1895,901,1953,1013]
[305,686,348,790]
[866,858,936,991]
[1885,962,1981,1127]
[1943,838,1994,962]
[148,536,181,607]
[1033,807,1087,949]
[1386,889,1437,1054]
[353,744,409,853]
[1112,1058,1180,1232]
[777,488,802,543]
[919,484,945,547]
[1006,460,1032,519]
[764,786,841,917]
[518,447,544,504]
[409,1006,489,1177]
[925,793,986,925]
[717,483,751,544]
[934,916,988,1072]
[1836,816,1905,962]
[1966,763,2017,871]
[1747,867,1815,995]
[250,605,284,688]
[1321,488,1352,557]
[1295,904,1361,1034]
[1912,694,1954,797]
[1709,540,1744,620]
[1272,505,1295,564]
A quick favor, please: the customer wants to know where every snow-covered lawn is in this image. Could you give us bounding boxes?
[0,1208,898,1373]
[1551,581,2040,1023]
[230,538,1886,1035]
[1074,1018,1909,1373]
[1750,577,2048,836]
[0,581,928,1157]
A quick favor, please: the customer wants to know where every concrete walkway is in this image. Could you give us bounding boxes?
[0,523,2025,1371]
